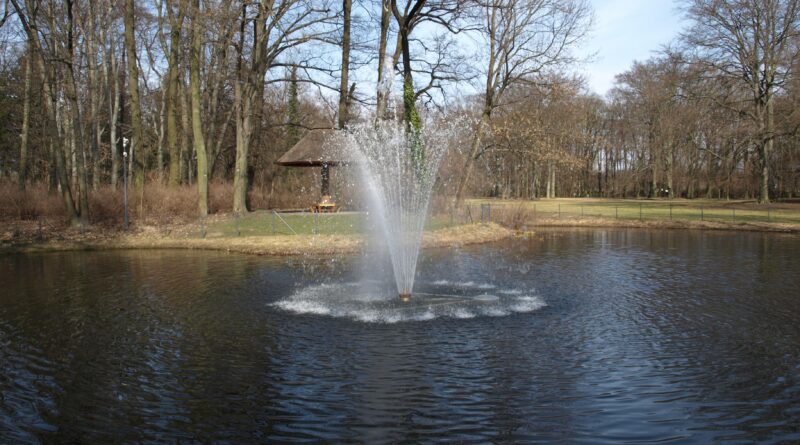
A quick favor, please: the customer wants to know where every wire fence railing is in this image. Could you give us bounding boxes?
[4,200,797,243]
[195,202,798,238]
[466,201,800,226]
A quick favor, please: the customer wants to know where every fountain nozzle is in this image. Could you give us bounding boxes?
[399,293,412,302]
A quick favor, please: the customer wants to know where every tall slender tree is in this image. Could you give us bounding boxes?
[190,0,207,216]
[124,0,145,190]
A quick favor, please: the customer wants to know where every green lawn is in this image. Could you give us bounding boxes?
[194,199,799,238]
[198,210,453,238]
[466,198,800,225]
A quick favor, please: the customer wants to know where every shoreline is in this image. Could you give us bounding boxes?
[0,223,516,256]
[3,216,799,256]
[520,217,800,233]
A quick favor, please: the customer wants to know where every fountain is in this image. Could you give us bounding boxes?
[272,75,546,321]
[335,121,452,300]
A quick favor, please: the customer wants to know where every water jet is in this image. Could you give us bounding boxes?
[336,121,453,299]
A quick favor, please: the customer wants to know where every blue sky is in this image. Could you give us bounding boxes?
[579,0,687,97]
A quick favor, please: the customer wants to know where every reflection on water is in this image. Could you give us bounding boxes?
[1,229,799,443]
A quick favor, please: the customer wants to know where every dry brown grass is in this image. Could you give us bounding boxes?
[0,180,322,227]
[2,222,514,255]
[491,203,534,230]
[0,182,64,222]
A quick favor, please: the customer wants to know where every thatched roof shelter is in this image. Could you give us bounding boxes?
[276,128,352,198]
[276,129,349,167]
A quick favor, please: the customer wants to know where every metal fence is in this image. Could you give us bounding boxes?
[462,201,799,226]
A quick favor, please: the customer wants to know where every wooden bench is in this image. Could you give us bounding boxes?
[311,196,338,213]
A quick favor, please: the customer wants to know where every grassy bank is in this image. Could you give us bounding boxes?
[198,210,454,238]
[469,198,800,232]
[3,198,799,256]
[0,221,515,256]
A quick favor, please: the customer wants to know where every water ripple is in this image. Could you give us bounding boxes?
[0,230,798,443]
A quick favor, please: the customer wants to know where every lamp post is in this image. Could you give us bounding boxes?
[122,137,129,230]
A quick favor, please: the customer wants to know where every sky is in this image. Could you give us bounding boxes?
[579,0,688,97]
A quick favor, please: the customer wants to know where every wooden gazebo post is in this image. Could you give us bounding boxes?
[276,129,348,210]
[321,163,330,196]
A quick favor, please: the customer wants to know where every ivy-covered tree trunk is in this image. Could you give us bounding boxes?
[399,22,424,173]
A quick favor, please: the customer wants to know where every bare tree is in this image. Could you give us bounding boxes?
[454,0,591,204]
[338,0,352,129]
[190,0,207,216]
[18,42,30,191]
[232,0,337,214]
[124,0,145,192]
[681,0,800,203]
[11,0,89,226]
[160,0,186,186]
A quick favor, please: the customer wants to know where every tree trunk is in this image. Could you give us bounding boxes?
[157,88,166,182]
[179,78,192,183]
[232,1,269,214]
[167,3,185,186]
[191,0,207,216]
[399,26,421,135]
[233,94,255,213]
[375,0,391,121]
[759,96,773,203]
[666,143,674,199]
[454,112,490,203]
[108,33,121,189]
[124,0,146,189]
[337,0,351,130]
[18,43,31,191]
[87,1,102,190]
[650,141,658,198]
[64,0,89,225]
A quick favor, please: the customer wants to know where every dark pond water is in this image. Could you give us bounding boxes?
[1,229,800,443]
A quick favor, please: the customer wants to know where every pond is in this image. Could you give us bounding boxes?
[1,229,799,443]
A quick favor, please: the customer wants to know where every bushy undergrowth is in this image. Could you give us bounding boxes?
[0,180,317,226]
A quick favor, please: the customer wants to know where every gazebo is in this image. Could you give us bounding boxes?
[276,129,349,211]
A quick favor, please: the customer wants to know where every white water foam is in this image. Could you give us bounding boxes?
[271,282,546,324]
